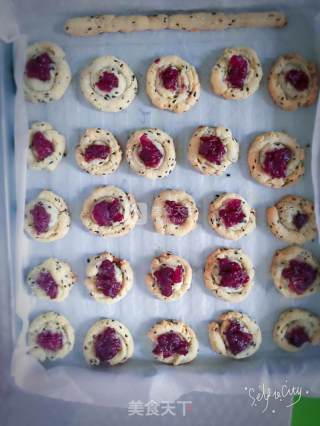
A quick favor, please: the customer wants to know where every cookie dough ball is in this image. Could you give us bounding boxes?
[208,193,256,240]
[24,190,71,242]
[266,195,316,244]
[151,189,198,237]
[27,312,75,361]
[145,252,192,301]
[204,248,254,303]
[211,47,262,100]
[28,122,66,171]
[273,309,320,352]
[147,319,199,365]
[146,55,200,113]
[271,245,320,298]
[83,319,134,366]
[81,185,139,238]
[188,125,239,175]
[248,131,304,188]
[208,311,261,359]
[85,252,133,304]
[126,128,176,179]
[75,128,122,176]
[80,55,138,112]
[27,258,76,301]
[268,53,319,111]
[24,42,71,103]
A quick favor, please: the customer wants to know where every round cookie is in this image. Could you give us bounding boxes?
[268,53,319,111]
[85,251,133,304]
[151,189,198,237]
[271,245,320,298]
[27,258,76,301]
[188,125,239,175]
[248,131,304,188]
[80,55,138,112]
[273,308,320,352]
[28,122,66,171]
[75,128,122,176]
[24,42,71,103]
[145,252,192,301]
[208,311,262,359]
[208,193,256,240]
[81,185,139,238]
[147,319,199,365]
[126,128,176,179]
[266,195,316,244]
[27,312,75,361]
[83,319,134,366]
[24,190,71,242]
[210,47,263,100]
[204,248,254,303]
[146,55,200,113]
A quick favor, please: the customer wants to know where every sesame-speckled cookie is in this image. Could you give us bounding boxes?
[204,248,254,303]
[208,311,261,359]
[28,122,66,171]
[75,128,122,176]
[81,186,139,238]
[146,55,200,113]
[188,125,239,175]
[248,131,304,188]
[208,193,256,240]
[85,251,133,304]
[27,312,75,361]
[83,319,134,366]
[266,195,316,244]
[271,245,320,299]
[273,308,320,352]
[211,47,262,100]
[24,42,71,103]
[24,190,71,242]
[268,53,319,111]
[80,56,138,112]
[145,252,192,301]
[147,319,199,365]
[151,189,198,237]
[126,128,176,179]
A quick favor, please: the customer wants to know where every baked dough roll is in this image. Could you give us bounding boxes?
[148,319,198,365]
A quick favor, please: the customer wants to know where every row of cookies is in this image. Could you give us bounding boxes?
[27,308,320,366]
[24,42,318,112]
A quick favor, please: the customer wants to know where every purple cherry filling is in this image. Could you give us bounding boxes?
[84,144,110,162]
[285,69,309,92]
[262,147,292,179]
[282,259,317,295]
[96,259,122,298]
[138,134,163,168]
[95,71,119,92]
[37,330,63,351]
[286,326,310,347]
[91,199,124,226]
[25,52,54,82]
[36,271,58,299]
[154,265,184,297]
[218,258,249,289]
[94,327,122,361]
[31,131,54,162]
[225,320,253,355]
[159,66,180,91]
[219,199,245,228]
[226,55,248,89]
[165,200,188,225]
[293,212,309,230]
[199,135,226,165]
[30,202,50,234]
[153,332,190,358]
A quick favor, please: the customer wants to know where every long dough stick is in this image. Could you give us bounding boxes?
[64,11,287,37]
